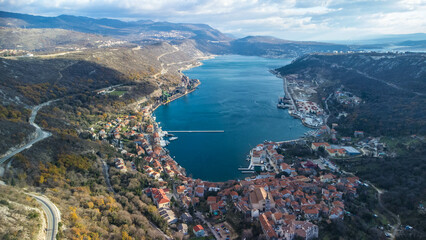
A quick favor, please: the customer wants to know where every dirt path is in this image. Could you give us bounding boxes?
[368,181,401,239]
[152,45,180,79]
[342,169,401,239]
[330,62,425,96]
[37,51,82,58]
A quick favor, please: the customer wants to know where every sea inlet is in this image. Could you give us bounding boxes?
[155,55,309,182]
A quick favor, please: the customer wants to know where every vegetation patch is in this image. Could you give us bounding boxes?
[0,186,44,240]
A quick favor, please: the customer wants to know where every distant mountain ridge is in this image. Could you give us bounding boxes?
[0,11,350,57]
[234,35,344,45]
[0,11,230,40]
[361,33,426,44]
[229,36,350,58]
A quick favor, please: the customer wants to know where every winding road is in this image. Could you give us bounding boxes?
[0,100,61,240]
[100,159,116,194]
[0,100,55,166]
[323,93,333,125]
[152,45,180,79]
[28,193,61,240]
[0,48,200,240]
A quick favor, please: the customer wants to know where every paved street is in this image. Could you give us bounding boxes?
[28,194,61,240]
[195,211,220,239]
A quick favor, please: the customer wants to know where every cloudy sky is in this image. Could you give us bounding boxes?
[1,0,426,41]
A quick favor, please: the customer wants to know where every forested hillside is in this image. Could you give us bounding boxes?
[277,52,426,136]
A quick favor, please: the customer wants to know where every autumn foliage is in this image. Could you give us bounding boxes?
[38,154,90,185]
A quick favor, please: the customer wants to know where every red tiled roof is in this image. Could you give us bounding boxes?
[158,198,170,204]
[312,142,330,147]
[207,196,217,204]
[259,214,278,239]
[230,191,238,196]
[281,163,290,169]
[304,208,319,215]
[338,148,346,154]
[210,203,219,211]
[177,185,186,193]
[193,225,204,232]
[273,212,283,221]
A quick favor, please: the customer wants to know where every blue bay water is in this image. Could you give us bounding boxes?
[154,55,308,182]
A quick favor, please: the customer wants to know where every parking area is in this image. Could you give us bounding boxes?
[211,222,237,240]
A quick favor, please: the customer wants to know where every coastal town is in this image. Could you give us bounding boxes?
[276,73,326,128]
[276,73,362,130]
[82,47,396,240]
[0,49,405,240]
[1,5,425,240]
[86,81,392,239]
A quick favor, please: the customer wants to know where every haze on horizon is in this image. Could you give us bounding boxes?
[1,0,426,42]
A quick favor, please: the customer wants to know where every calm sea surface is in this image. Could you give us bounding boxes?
[155,55,308,181]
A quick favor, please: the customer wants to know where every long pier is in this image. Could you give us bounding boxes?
[283,77,296,109]
[167,130,224,133]
[238,167,251,171]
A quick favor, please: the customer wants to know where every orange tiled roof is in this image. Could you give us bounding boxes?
[193,225,204,232]
[312,142,330,147]
[259,214,278,239]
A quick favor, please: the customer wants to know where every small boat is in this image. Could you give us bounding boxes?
[166,133,175,137]
[160,140,170,147]
[277,103,286,109]
[169,137,178,141]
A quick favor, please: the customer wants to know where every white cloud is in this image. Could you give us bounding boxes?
[1,0,425,40]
